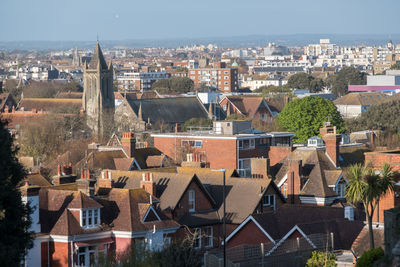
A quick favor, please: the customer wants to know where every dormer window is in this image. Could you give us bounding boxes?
[81,208,100,228]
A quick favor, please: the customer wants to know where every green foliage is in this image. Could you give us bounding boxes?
[346,163,396,249]
[306,251,337,267]
[287,73,324,93]
[152,77,194,94]
[0,118,33,266]
[225,113,248,121]
[254,85,291,95]
[325,67,366,97]
[390,63,400,70]
[345,100,400,134]
[183,117,212,131]
[355,247,384,267]
[277,96,344,143]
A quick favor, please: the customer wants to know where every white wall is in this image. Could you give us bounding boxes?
[24,238,42,267]
[22,195,40,233]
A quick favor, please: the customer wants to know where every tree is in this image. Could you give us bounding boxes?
[345,163,396,249]
[278,96,344,143]
[152,77,194,94]
[390,63,400,70]
[325,67,366,97]
[287,73,314,90]
[346,100,400,134]
[0,118,33,266]
[306,251,337,267]
[183,117,212,131]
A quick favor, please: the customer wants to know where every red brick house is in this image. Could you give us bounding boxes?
[225,205,364,256]
[152,120,294,174]
[107,160,286,251]
[364,150,400,223]
[21,172,180,267]
[219,96,279,122]
[272,123,347,206]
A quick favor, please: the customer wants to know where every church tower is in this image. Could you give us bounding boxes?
[83,42,115,138]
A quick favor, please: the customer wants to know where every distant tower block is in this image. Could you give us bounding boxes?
[82,42,115,138]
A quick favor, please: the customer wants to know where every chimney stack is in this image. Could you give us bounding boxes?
[53,163,76,185]
[98,169,114,189]
[287,159,302,204]
[140,172,156,196]
[77,168,96,196]
[121,132,136,158]
[320,122,341,167]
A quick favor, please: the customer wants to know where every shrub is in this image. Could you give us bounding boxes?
[356,247,384,267]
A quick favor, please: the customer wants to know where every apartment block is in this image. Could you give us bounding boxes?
[188,66,239,92]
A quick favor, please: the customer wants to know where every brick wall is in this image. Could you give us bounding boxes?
[268,146,292,166]
[173,180,214,218]
[154,136,238,169]
[49,242,70,267]
[227,219,273,249]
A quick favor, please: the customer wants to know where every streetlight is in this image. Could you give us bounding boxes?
[213,168,226,267]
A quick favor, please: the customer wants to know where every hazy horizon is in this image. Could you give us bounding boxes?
[2,0,400,42]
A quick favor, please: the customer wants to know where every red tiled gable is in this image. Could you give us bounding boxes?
[114,158,134,171]
[146,155,165,168]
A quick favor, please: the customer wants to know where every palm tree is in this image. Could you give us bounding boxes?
[345,163,396,249]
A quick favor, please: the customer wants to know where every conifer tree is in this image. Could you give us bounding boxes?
[0,118,32,266]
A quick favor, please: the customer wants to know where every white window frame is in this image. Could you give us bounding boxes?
[80,208,100,229]
[188,190,195,212]
[204,226,213,248]
[194,228,201,249]
[262,194,276,210]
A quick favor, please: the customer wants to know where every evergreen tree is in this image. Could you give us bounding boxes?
[0,118,32,266]
[278,96,344,143]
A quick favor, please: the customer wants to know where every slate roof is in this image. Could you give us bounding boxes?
[125,97,209,124]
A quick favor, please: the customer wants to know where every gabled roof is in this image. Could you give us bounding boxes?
[272,149,340,198]
[226,205,364,246]
[176,167,284,224]
[101,188,179,232]
[75,150,127,170]
[68,191,103,209]
[108,171,216,213]
[123,97,209,124]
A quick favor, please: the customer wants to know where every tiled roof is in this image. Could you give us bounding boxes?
[226,96,265,118]
[18,98,82,112]
[68,191,103,209]
[272,149,339,198]
[114,158,134,171]
[333,92,389,106]
[146,155,165,168]
[75,150,127,170]
[251,205,364,242]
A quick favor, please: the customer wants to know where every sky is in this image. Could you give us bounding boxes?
[1,0,400,41]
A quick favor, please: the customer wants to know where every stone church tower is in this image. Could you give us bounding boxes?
[83,42,115,137]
